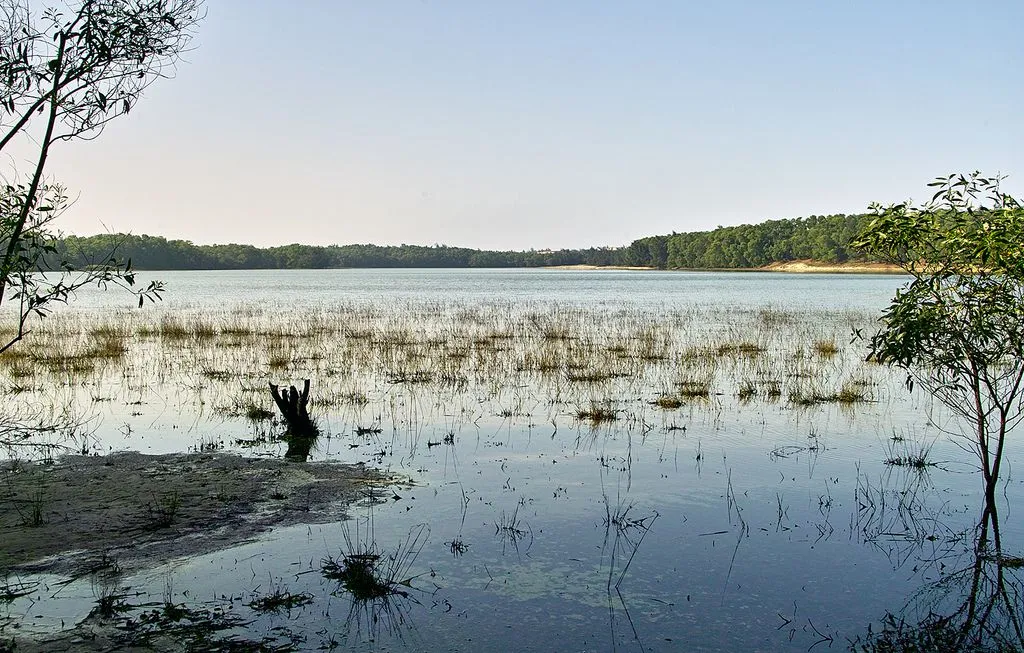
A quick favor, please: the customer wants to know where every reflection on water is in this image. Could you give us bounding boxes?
[855,494,1024,651]
[2,271,1022,651]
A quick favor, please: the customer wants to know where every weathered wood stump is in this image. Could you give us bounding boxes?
[269,380,318,461]
[269,379,314,432]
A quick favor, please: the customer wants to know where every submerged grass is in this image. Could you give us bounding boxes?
[0,301,893,462]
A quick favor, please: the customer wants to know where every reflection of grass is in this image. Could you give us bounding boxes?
[495,503,533,554]
[1,576,37,603]
[322,523,429,601]
[118,601,272,650]
[855,613,962,653]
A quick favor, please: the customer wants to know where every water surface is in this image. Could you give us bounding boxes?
[4,269,1019,651]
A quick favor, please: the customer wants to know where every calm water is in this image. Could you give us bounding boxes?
[64,267,905,311]
[7,269,1022,651]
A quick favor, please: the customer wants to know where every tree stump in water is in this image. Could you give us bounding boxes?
[269,379,317,437]
[270,379,318,462]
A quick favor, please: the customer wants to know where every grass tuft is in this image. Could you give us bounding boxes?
[576,402,618,424]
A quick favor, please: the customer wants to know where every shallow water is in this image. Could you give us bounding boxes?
[3,269,1022,651]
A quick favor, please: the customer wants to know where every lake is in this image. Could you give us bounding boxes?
[3,269,1021,651]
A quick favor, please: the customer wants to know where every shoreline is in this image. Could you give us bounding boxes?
[543,264,655,270]
[545,260,905,274]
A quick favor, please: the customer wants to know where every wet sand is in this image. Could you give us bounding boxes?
[1,451,391,576]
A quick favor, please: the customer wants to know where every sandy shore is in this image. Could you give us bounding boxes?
[544,264,655,270]
[546,260,905,274]
[758,260,904,274]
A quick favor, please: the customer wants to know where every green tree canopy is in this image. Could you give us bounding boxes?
[854,172,1024,504]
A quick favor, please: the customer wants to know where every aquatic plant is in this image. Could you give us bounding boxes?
[884,439,937,470]
[246,579,313,614]
[322,522,430,601]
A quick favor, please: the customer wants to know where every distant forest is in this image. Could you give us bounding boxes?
[56,213,876,270]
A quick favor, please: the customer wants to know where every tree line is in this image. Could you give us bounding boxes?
[623,213,875,268]
[54,213,877,271]
[53,234,624,270]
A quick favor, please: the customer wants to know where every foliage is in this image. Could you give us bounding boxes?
[854,172,1024,501]
[0,0,203,352]
[55,232,629,269]
[628,213,875,268]
[54,212,881,271]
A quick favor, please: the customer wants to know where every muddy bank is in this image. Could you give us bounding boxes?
[0,452,393,577]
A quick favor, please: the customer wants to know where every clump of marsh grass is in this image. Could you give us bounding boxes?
[310,389,369,408]
[677,379,712,398]
[737,380,758,402]
[446,535,469,557]
[715,341,764,358]
[575,402,618,424]
[321,522,429,601]
[789,379,871,406]
[84,334,128,360]
[812,339,839,358]
[884,439,936,470]
[788,388,820,407]
[244,404,275,422]
[758,307,794,327]
[566,368,622,383]
[266,345,292,372]
[156,315,216,341]
[247,579,313,614]
[835,382,870,404]
[90,561,128,619]
[652,394,683,409]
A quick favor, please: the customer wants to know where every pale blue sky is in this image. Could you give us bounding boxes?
[31,1,1024,250]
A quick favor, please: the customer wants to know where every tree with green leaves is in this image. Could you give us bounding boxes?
[854,172,1024,504]
[0,0,203,353]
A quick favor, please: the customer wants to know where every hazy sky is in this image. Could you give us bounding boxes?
[14,1,1024,250]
